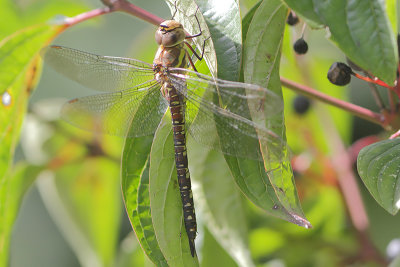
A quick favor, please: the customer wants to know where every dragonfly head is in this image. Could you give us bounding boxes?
[156,20,186,47]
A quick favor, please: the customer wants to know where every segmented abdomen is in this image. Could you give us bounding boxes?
[165,83,197,256]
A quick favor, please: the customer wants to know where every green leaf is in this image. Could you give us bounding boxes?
[166,0,242,80]
[168,0,260,261]
[188,140,254,267]
[120,59,168,264]
[283,0,398,85]
[357,138,400,215]
[164,0,255,261]
[122,135,168,266]
[0,164,42,267]
[0,24,59,181]
[241,1,261,54]
[195,0,242,81]
[149,113,199,266]
[242,0,310,227]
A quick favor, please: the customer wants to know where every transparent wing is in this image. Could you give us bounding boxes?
[61,81,168,137]
[41,45,155,92]
[169,68,285,162]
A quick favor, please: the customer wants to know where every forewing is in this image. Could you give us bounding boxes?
[41,45,154,92]
[61,82,168,137]
[169,68,285,162]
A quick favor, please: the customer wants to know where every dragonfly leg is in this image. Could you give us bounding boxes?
[183,5,210,64]
[184,36,210,62]
[184,36,210,73]
[185,49,198,72]
[171,0,178,20]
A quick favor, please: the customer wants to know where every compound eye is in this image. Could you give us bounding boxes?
[162,32,178,47]
[155,30,163,45]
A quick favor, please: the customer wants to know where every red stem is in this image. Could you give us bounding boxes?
[59,0,164,29]
[63,7,111,27]
[280,77,386,128]
[352,72,393,89]
[352,72,400,101]
[390,129,400,139]
[106,0,164,26]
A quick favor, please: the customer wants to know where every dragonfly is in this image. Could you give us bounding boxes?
[41,19,284,257]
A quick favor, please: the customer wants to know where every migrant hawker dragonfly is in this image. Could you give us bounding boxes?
[42,19,284,257]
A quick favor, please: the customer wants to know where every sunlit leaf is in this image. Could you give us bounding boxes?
[188,140,255,267]
[122,134,168,266]
[242,0,310,227]
[165,0,217,77]
[168,0,263,262]
[149,113,199,266]
[158,0,256,261]
[357,138,400,215]
[283,0,398,85]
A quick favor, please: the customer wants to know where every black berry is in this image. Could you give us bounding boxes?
[293,38,308,54]
[327,62,353,86]
[293,95,311,114]
[286,11,299,26]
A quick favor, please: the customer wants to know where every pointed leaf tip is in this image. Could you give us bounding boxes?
[357,138,400,215]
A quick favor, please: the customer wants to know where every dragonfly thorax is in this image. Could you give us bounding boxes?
[153,42,187,69]
[155,20,186,47]
[153,20,189,69]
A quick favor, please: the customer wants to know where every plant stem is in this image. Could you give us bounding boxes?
[60,0,164,29]
[352,72,392,89]
[103,0,164,25]
[63,7,112,27]
[390,129,400,139]
[280,77,386,128]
